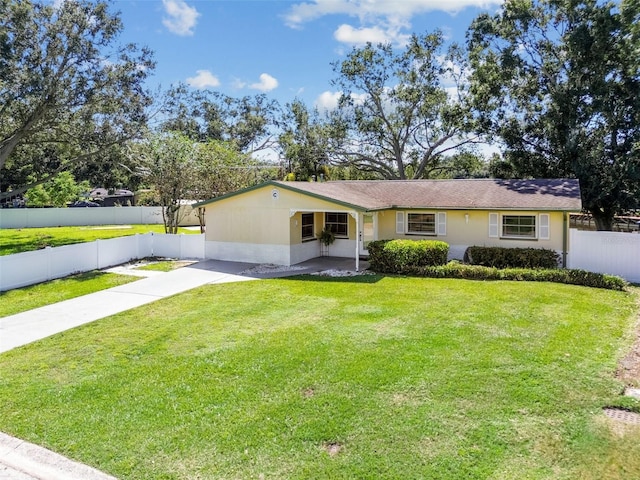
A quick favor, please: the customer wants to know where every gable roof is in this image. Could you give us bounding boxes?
[195,178,582,211]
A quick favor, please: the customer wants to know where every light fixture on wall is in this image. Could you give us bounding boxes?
[465,213,469,224]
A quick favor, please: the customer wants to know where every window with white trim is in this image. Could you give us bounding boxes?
[502,215,536,238]
[407,213,436,234]
[301,213,315,240]
[325,212,348,237]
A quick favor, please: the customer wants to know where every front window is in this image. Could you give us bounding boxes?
[325,212,348,237]
[301,213,314,240]
[407,213,436,234]
[502,215,536,238]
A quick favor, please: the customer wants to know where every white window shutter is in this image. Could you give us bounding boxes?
[489,213,499,238]
[539,214,550,240]
[437,212,447,236]
[396,212,405,234]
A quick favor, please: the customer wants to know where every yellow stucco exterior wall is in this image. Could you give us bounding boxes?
[377,209,567,251]
[202,183,570,265]
[204,184,358,246]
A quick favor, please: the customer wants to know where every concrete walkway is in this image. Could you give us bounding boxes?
[1,259,257,353]
[0,257,366,479]
[0,257,365,354]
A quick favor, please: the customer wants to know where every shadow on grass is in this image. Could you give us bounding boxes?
[1,234,88,255]
[281,273,384,284]
[0,271,109,298]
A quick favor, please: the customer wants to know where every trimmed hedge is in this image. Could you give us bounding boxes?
[384,261,628,291]
[464,246,560,269]
[367,240,392,272]
[367,241,626,290]
[368,239,449,273]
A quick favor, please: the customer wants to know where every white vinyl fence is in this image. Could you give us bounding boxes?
[0,206,199,228]
[568,229,640,283]
[0,233,205,291]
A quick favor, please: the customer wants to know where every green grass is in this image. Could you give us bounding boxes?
[134,260,194,272]
[0,277,639,479]
[0,271,140,317]
[0,225,199,256]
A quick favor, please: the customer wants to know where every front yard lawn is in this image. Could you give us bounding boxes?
[0,277,639,479]
[133,259,196,272]
[0,271,139,318]
[0,225,199,256]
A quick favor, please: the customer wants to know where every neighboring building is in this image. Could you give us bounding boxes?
[194,179,582,269]
[88,188,135,207]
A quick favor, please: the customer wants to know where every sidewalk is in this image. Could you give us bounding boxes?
[0,257,366,480]
[0,432,116,480]
[0,259,259,354]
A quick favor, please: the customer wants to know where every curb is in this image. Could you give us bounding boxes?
[0,432,116,480]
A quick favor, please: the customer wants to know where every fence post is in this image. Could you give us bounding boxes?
[46,246,52,282]
[96,238,100,269]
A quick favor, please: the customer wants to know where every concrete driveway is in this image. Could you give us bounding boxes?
[0,257,367,479]
[0,257,366,354]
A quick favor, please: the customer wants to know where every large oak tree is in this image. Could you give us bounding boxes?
[278,100,335,180]
[157,85,281,155]
[329,32,481,180]
[468,0,640,230]
[0,0,154,201]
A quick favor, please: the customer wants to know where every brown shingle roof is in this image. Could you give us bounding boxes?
[274,178,581,211]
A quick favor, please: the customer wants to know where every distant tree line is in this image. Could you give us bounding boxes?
[1,0,638,230]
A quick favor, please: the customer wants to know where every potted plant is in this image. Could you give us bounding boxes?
[318,227,335,256]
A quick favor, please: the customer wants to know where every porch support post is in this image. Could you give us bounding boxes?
[562,211,568,268]
[350,211,360,272]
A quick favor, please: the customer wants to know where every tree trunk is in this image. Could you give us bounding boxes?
[590,209,614,231]
[197,207,206,234]
[163,204,180,234]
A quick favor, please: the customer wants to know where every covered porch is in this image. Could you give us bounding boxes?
[289,208,377,271]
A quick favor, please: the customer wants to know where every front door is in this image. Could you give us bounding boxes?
[359,213,375,255]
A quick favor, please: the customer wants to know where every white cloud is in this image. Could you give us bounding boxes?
[335,24,387,44]
[232,78,247,89]
[334,24,411,46]
[162,0,200,36]
[249,73,279,92]
[351,92,369,105]
[285,0,502,28]
[315,91,368,113]
[315,91,343,112]
[186,70,220,89]
[285,0,502,48]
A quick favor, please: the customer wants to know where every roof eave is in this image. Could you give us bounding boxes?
[381,206,580,211]
[192,180,281,208]
[271,181,368,211]
[194,180,369,211]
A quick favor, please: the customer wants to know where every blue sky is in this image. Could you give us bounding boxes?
[113,0,503,109]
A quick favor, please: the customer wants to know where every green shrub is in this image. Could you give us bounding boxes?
[367,240,393,272]
[396,262,627,291]
[135,189,161,206]
[464,246,560,269]
[368,239,449,273]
